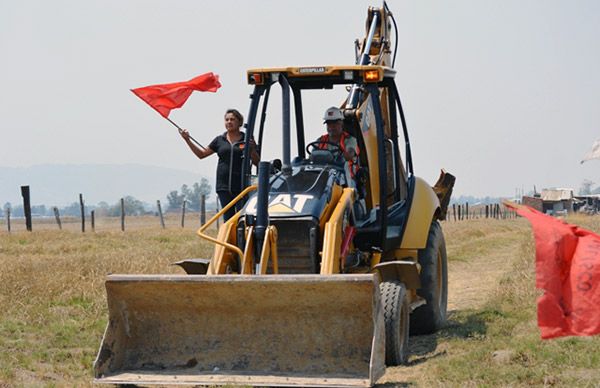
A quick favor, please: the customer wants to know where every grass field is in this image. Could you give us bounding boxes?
[383,215,600,387]
[1,215,599,386]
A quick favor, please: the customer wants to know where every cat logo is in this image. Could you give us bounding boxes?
[246,194,314,214]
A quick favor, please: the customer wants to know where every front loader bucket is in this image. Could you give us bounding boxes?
[94,274,385,387]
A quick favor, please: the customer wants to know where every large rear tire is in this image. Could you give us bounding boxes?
[410,221,448,335]
[379,280,410,365]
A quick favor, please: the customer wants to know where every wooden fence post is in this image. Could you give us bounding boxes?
[120,198,125,232]
[181,200,187,228]
[91,210,95,232]
[53,207,62,230]
[6,207,11,233]
[200,194,206,226]
[21,185,32,231]
[466,202,469,220]
[79,193,85,233]
[157,200,165,229]
[458,204,462,221]
[452,204,456,222]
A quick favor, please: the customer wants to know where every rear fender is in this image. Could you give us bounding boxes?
[400,177,439,249]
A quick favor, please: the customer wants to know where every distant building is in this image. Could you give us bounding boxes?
[521,195,543,212]
[541,188,574,215]
[574,194,600,214]
[522,188,574,215]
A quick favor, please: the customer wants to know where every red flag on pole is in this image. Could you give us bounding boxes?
[131,72,221,118]
[506,203,600,339]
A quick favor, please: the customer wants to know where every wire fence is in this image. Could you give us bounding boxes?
[2,186,221,233]
[3,187,521,234]
[444,203,517,222]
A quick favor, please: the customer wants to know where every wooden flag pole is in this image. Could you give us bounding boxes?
[165,117,207,150]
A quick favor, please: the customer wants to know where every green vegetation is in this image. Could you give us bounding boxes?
[167,178,212,211]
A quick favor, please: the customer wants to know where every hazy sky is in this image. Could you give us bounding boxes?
[1,0,600,198]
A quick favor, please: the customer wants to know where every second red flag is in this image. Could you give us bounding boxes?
[507,203,600,339]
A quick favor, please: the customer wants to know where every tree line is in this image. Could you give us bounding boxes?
[1,179,211,218]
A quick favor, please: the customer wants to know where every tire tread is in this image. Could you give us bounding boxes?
[410,221,448,335]
[379,280,409,365]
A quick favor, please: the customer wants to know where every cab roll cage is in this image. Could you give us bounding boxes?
[240,74,414,250]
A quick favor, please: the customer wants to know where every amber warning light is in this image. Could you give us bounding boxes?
[364,70,380,82]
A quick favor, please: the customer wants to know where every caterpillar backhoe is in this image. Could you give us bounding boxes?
[94,3,455,387]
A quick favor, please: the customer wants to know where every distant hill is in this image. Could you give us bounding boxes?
[0,164,213,206]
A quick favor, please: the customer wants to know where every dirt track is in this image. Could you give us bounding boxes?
[377,223,526,386]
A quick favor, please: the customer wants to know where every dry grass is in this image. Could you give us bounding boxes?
[0,217,216,386]
[387,215,600,386]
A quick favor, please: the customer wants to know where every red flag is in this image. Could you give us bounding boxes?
[131,72,221,118]
[506,203,600,339]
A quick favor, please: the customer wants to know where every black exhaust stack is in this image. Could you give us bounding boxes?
[279,74,292,175]
[254,161,271,266]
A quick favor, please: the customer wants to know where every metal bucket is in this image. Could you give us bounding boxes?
[94,274,385,387]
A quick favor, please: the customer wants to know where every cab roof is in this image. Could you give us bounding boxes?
[247,65,396,88]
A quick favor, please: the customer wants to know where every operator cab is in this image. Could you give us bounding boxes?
[239,65,414,255]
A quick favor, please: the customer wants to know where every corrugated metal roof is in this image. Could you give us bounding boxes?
[541,188,573,201]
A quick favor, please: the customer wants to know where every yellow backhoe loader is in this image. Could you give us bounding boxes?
[94,3,454,387]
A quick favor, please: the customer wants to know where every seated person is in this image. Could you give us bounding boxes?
[316,107,360,184]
